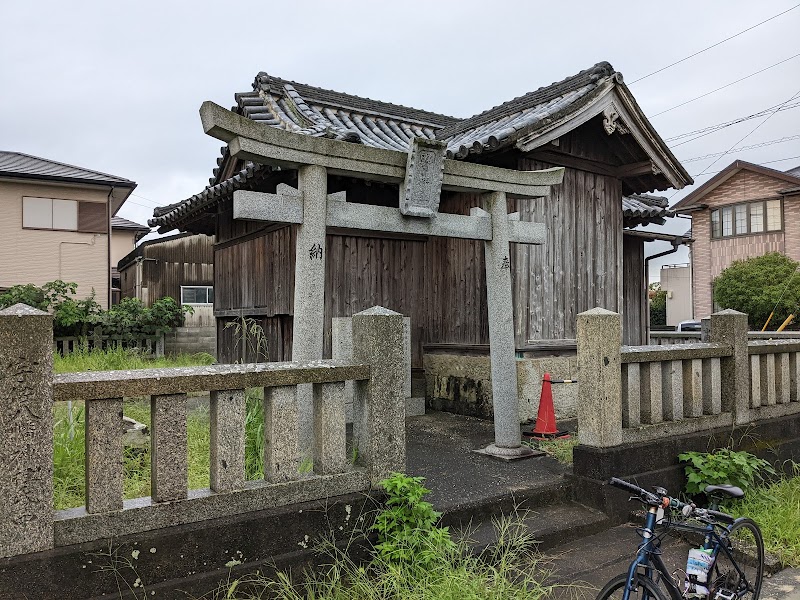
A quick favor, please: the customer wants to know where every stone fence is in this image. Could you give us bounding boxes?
[578,308,800,448]
[649,329,800,345]
[0,303,405,560]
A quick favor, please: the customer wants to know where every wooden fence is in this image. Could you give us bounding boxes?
[579,308,800,448]
[54,331,165,357]
[0,303,406,559]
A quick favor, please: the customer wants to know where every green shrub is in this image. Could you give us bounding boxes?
[679,448,776,496]
[713,252,800,329]
[372,473,455,568]
[0,280,192,338]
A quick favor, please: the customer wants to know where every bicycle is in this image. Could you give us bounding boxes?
[596,477,764,600]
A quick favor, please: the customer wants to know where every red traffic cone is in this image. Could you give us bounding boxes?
[523,373,570,440]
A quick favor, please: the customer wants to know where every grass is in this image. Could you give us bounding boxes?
[52,348,244,510]
[730,465,800,567]
[216,516,559,600]
[53,345,215,373]
[523,437,578,465]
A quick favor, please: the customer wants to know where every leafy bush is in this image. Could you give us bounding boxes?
[679,448,777,496]
[0,280,191,338]
[371,473,455,568]
[96,297,189,338]
[0,280,102,337]
[713,252,800,330]
[649,283,667,328]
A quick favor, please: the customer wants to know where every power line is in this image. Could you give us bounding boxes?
[695,155,800,177]
[695,87,800,176]
[666,101,800,145]
[130,192,162,207]
[651,53,800,118]
[629,4,800,85]
[681,134,800,162]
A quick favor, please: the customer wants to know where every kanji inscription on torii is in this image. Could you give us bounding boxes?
[200,101,564,459]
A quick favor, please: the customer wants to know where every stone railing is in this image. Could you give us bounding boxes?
[0,303,405,559]
[649,329,800,346]
[748,339,800,416]
[578,308,800,448]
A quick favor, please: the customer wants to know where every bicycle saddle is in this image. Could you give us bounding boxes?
[704,484,744,498]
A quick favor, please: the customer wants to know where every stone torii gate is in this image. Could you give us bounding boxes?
[200,101,564,459]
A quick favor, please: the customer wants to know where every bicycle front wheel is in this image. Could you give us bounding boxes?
[709,517,765,600]
[596,572,670,600]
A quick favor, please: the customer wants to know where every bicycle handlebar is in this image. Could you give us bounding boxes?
[608,477,735,524]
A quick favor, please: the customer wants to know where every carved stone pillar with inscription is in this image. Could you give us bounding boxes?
[293,164,329,452]
[0,304,54,557]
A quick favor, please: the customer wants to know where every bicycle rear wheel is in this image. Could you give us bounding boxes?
[709,517,764,600]
[596,572,670,600]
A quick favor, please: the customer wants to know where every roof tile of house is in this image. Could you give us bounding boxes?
[0,151,135,187]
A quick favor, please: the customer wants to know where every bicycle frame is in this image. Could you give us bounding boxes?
[622,506,755,600]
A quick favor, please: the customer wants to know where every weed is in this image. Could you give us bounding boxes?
[731,463,800,567]
[525,437,578,465]
[679,448,776,496]
[224,316,269,362]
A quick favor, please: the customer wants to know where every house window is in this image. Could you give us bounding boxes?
[710,198,783,239]
[22,197,107,233]
[750,203,764,233]
[766,199,782,230]
[711,210,721,238]
[734,204,747,235]
[721,207,733,237]
[181,286,214,304]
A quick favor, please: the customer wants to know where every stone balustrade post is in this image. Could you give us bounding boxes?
[710,309,750,424]
[352,306,405,484]
[0,304,54,557]
[577,307,623,448]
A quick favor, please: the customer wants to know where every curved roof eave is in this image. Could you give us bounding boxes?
[515,83,692,192]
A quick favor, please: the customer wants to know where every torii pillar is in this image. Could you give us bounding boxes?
[199,101,564,459]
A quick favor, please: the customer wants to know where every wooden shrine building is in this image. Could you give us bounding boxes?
[150,62,692,367]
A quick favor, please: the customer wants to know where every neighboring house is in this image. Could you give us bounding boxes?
[0,151,136,308]
[149,61,692,366]
[118,233,216,355]
[673,160,800,319]
[660,262,693,326]
[110,216,150,304]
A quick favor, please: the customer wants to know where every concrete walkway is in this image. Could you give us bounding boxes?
[404,411,798,599]
[542,522,798,600]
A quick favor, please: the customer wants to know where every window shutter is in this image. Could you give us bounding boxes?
[78,202,108,233]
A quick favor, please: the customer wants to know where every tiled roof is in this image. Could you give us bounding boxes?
[111,216,149,231]
[235,63,614,162]
[150,162,271,230]
[0,151,135,186]
[152,62,687,232]
[439,62,617,159]
[622,193,671,226]
[786,165,800,178]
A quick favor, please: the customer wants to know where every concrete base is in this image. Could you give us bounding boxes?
[0,492,377,599]
[572,411,800,521]
[473,444,545,461]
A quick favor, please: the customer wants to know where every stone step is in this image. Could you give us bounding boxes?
[438,477,573,529]
[454,501,612,554]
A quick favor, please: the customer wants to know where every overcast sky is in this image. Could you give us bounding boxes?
[3,0,799,281]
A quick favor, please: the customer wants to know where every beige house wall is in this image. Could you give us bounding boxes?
[111,230,139,268]
[690,170,796,319]
[661,265,693,325]
[0,179,110,308]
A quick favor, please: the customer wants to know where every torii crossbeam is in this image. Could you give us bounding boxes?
[200,101,564,460]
